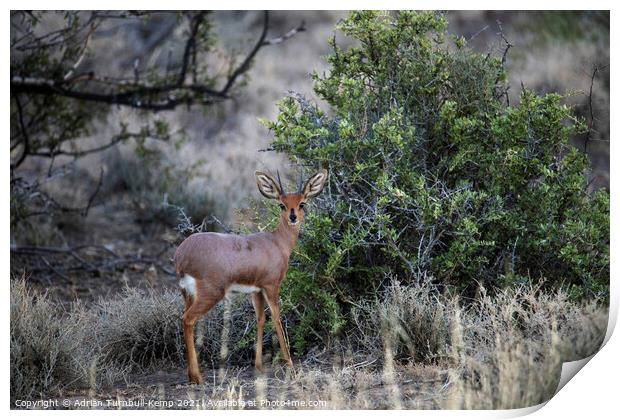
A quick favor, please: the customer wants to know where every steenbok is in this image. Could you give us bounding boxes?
[174,169,328,384]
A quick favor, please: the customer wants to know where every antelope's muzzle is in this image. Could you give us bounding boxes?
[289,209,298,224]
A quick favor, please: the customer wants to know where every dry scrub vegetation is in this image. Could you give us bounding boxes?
[11,275,607,409]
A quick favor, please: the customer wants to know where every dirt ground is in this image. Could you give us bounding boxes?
[57,363,451,410]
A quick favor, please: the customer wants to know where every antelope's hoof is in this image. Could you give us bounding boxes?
[188,371,204,385]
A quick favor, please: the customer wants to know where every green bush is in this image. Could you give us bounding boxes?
[264,11,609,353]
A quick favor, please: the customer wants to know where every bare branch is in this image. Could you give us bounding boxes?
[584,64,607,155]
[496,20,512,69]
[11,11,99,52]
[40,168,103,217]
[29,130,170,159]
[11,243,176,277]
[262,20,305,46]
[82,168,104,216]
[10,75,226,111]
[177,12,207,86]
[63,20,98,81]
[221,11,270,95]
[11,94,29,169]
[494,20,512,104]
[467,24,489,42]
[11,168,104,221]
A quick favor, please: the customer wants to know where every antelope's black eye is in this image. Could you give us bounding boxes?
[279,204,286,211]
[299,202,306,210]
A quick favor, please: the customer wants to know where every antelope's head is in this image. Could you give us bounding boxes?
[255,169,328,227]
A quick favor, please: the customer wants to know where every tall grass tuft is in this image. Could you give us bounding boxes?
[353,277,607,409]
[10,277,120,402]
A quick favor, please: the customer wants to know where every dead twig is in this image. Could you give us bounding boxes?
[584,64,607,155]
[10,243,176,277]
[494,20,512,105]
[262,20,305,45]
[11,94,29,169]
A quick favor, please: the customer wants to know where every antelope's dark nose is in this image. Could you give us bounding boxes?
[289,209,297,223]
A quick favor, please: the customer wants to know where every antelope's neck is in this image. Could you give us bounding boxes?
[273,220,300,258]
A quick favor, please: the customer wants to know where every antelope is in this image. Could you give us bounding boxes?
[174,169,328,384]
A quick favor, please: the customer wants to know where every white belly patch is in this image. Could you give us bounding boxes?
[179,274,197,298]
[226,284,261,295]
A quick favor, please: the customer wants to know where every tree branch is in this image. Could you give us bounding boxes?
[11,168,104,221]
[584,64,606,155]
[11,243,176,277]
[10,75,226,111]
[221,10,270,95]
[177,11,207,86]
[262,20,305,46]
[10,11,305,112]
[28,130,169,158]
[494,20,512,104]
[11,94,29,169]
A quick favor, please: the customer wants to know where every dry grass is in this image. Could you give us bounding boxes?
[10,278,123,402]
[441,287,606,409]
[352,276,607,408]
[89,287,263,369]
[9,277,255,404]
[10,275,607,409]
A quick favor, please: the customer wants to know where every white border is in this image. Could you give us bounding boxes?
[5,2,617,419]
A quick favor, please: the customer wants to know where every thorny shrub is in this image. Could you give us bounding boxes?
[263,11,609,353]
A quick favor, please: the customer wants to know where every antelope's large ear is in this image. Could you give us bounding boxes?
[302,169,328,199]
[255,171,281,199]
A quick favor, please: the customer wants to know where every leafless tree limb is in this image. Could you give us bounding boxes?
[10,75,226,111]
[584,64,607,154]
[11,11,99,51]
[11,94,29,169]
[177,11,207,86]
[28,130,171,159]
[11,243,176,277]
[221,11,270,94]
[63,21,98,81]
[11,167,104,221]
[262,20,306,45]
[494,20,512,105]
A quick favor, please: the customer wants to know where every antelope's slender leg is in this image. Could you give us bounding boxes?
[182,312,202,384]
[251,292,266,372]
[264,291,293,367]
[182,294,221,385]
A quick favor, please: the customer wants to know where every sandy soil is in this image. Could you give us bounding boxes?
[56,363,451,410]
